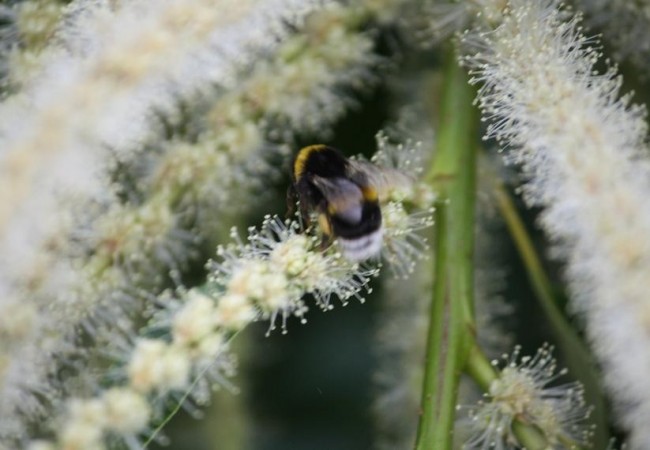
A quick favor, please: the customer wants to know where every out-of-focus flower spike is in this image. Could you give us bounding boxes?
[462,0,650,446]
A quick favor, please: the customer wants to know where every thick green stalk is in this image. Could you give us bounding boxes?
[415,52,477,450]
[413,53,585,450]
[491,177,609,447]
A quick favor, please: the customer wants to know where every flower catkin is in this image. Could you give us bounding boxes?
[462,0,650,447]
[36,217,379,449]
[0,0,332,445]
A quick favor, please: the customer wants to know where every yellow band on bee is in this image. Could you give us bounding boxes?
[361,185,378,202]
[318,213,332,237]
[294,145,327,180]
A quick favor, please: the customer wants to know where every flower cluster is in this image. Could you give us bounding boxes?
[209,217,381,332]
[465,345,592,450]
[31,183,434,448]
[0,0,65,90]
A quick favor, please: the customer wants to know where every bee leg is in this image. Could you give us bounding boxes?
[300,203,309,225]
[286,185,309,229]
[298,200,313,232]
[319,234,334,252]
[317,213,334,251]
[286,184,298,219]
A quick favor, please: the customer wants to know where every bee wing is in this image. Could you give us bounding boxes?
[311,176,364,224]
[347,159,415,200]
[311,176,362,202]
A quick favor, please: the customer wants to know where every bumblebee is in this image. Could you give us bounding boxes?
[289,145,383,262]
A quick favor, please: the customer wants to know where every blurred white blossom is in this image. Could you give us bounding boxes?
[463,0,650,446]
[576,0,650,72]
[0,0,401,445]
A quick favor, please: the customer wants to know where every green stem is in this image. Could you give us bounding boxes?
[415,51,477,450]
[491,174,609,448]
[464,344,495,391]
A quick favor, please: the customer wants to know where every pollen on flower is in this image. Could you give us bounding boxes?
[297,251,330,292]
[270,234,313,277]
[60,399,107,450]
[172,290,218,347]
[192,332,225,360]
[102,388,150,435]
[256,271,291,312]
[214,292,257,330]
[268,233,331,291]
[227,260,271,299]
[464,345,592,449]
[128,339,190,393]
[227,259,291,312]
[382,202,411,234]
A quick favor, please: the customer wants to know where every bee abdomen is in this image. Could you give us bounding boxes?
[330,202,382,261]
[338,227,383,262]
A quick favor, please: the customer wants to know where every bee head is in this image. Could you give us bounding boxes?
[293,145,348,182]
